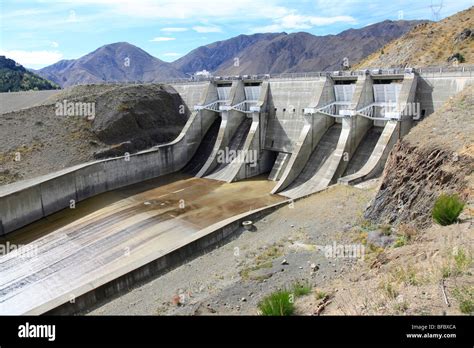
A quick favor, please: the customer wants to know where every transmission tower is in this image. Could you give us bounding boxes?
[430,0,443,21]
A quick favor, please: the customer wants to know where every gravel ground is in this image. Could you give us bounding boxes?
[88,184,376,315]
[0,104,105,185]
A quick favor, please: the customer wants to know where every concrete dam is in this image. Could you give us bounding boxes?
[0,66,472,314]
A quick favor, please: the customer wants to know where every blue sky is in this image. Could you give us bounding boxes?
[1,0,472,69]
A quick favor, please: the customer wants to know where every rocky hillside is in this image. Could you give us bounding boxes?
[37,42,185,87]
[356,6,474,68]
[0,84,187,185]
[174,20,423,75]
[90,84,187,158]
[0,56,60,92]
[365,85,473,228]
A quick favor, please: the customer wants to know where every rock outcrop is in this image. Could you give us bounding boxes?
[91,84,187,157]
[365,86,473,228]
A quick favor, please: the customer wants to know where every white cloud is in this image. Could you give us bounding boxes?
[50,41,59,48]
[149,37,176,42]
[54,0,290,20]
[0,50,63,66]
[192,26,222,33]
[253,14,357,32]
[161,27,188,32]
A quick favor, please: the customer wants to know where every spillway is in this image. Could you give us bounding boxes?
[280,124,342,198]
[1,66,471,315]
[0,174,282,315]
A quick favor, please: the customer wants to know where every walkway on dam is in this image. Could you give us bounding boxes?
[0,174,282,315]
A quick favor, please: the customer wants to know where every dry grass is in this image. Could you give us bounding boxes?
[297,220,473,315]
[355,6,474,68]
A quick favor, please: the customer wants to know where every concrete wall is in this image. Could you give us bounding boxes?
[208,82,275,182]
[265,78,327,153]
[270,78,334,194]
[170,82,209,112]
[276,76,373,197]
[338,74,417,185]
[196,80,247,177]
[0,82,216,235]
[234,83,275,181]
[330,76,374,182]
[338,121,399,185]
[416,70,472,117]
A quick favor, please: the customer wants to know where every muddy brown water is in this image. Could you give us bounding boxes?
[1,173,282,246]
[0,173,283,314]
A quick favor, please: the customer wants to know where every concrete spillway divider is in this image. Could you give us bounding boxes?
[195,80,247,178]
[0,82,218,235]
[338,120,399,185]
[270,77,335,194]
[338,73,418,185]
[268,152,290,181]
[206,82,276,182]
[318,75,375,185]
[275,74,375,198]
[279,123,341,199]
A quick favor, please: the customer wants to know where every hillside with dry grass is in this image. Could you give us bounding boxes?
[355,6,474,68]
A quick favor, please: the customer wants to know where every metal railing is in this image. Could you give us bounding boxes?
[305,101,352,117]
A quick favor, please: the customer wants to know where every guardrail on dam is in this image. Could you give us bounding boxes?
[0,66,472,315]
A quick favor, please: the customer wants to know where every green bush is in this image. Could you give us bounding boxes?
[258,290,294,316]
[432,194,465,226]
[452,287,474,314]
[292,281,312,297]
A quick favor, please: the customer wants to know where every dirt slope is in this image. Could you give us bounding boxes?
[0,84,186,185]
[355,7,474,68]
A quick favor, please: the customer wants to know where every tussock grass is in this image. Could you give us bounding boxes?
[258,290,294,316]
[432,194,465,226]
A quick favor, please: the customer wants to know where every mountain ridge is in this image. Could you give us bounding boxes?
[36,19,426,87]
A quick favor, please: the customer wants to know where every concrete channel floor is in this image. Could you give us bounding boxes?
[0,173,283,314]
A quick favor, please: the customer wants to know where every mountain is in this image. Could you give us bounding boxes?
[171,33,285,74]
[172,20,425,75]
[355,7,474,68]
[0,56,60,92]
[37,19,425,87]
[37,42,185,87]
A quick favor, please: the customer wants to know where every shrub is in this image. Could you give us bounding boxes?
[452,287,474,314]
[394,235,408,248]
[292,281,312,297]
[441,248,472,278]
[314,290,328,300]
[258,290,295,316]
[380,280,398,299]
[432,194,465,226]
